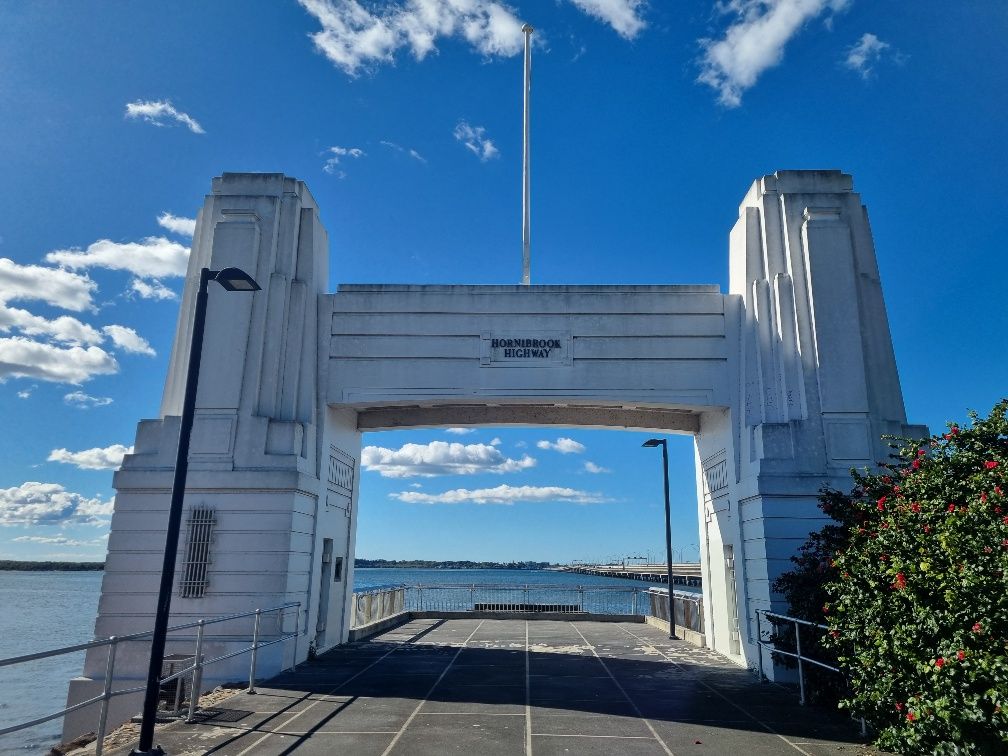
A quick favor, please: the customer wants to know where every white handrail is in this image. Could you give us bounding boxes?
[0,601,300,752]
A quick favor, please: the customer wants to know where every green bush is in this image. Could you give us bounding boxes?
[821,400,1008,754]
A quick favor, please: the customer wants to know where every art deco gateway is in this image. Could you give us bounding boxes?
[65,169,925,738]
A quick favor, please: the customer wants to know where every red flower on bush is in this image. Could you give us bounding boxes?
[972,622,982,633]
[935,657,945,668]
[912,459,920,469]
[893,572,907,590]
[877,497,887,510]
[957,650,966,660]
[906,712,917,722]
[985,461,999,469]
[948,503,956,513]
[1003,516,1008,526]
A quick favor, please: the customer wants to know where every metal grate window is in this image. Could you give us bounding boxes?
[327,445,355,496]
[179,507,215,598]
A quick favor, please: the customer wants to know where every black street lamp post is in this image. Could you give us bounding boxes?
[642,438,675,640]
[132,267,260,755]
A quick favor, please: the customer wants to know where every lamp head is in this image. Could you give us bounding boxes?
[642,438,665,448]
[213,267,261,292]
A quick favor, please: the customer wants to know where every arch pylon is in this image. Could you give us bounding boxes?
[64,170,925,739]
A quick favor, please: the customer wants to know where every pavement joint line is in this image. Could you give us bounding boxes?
[418,712,525,717]
[232,618,442,756]
[379,619,486,756]
[616,624,817,756]
[524,620,532,756]
[532,733,654,739]
[569,622,674,756]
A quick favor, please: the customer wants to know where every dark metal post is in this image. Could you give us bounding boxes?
[128,265,259,754]
[643,438,675,640]
[660,439,674,639]
[133,269,212,754]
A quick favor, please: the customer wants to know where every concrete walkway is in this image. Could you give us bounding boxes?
[109,619,882,755]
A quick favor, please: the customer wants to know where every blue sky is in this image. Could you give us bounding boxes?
[0,1,1004,563]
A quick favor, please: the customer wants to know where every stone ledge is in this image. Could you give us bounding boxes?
[644,615,706,647]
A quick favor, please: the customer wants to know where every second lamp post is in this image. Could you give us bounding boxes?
[642,437,675,640]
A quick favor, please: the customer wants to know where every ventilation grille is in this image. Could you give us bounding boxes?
[179,507,215,598]
[328,445,355,496]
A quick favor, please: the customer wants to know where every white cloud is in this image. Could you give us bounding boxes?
[125,100,205,134]
[48,444,133,470]
[0,305,104,346]
[323,145,365,176]
[128,278,177,301]
[844,32,891,78]
[16,387,33,399]
[362,440,536,478]
[45,236,190,279]
[698,0,850,108]
[102,325,155,356]
[536,437,586,454]
[453,121,499,161]
[73,497,115,519]
[64,391,113,408]
[156,212,197,237]
[584,461,611,473]
[489,437,501,446]
[0,338,118,384]
[298,0,525,77]
[0,258,96,312]
[445,427,475,434]
[381,140,428,163]
[0,482,113,525]
[567,0,646,39]
[391,484,607,505]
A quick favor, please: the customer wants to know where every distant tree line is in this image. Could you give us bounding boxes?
[0,560,104,571]
[355,559,556,570]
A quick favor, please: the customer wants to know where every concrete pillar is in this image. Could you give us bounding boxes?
[64,174,355,740]
[699,170,927,669]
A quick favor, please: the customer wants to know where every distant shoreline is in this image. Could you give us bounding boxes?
[355,560,558,570]
[0,560,104,571]
[0,560,559,572]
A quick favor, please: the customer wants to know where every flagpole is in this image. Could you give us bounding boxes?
[521,23,533,286]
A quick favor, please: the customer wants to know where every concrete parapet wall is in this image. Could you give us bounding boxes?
[645,615,708,649]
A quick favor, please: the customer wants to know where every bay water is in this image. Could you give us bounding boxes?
[0,568,692,753]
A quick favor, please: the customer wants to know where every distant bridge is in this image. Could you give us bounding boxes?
[561,562,702,587]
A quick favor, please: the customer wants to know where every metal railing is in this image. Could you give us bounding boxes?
[411,583,644,615]
[754,609,865,736]
[754,610,836,704]
[646,588,705,633]
[0,602,300,754]
[350,584,652,627]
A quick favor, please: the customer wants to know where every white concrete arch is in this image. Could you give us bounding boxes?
[66,170,926,739]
